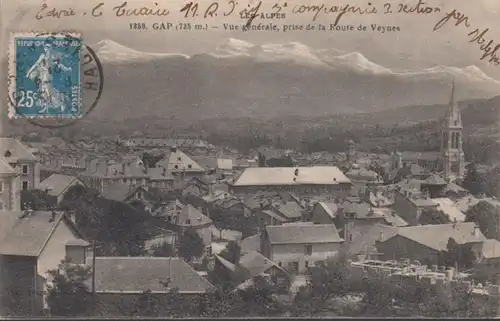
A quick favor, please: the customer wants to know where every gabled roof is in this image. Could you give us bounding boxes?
[0,138,36,162]
[261,210,288,222]
[266,224,343,245]
[271,201,302,219]
[422,174,447,186]
[40,174,82,197]
[238,251,286,277]
[177,204,212,227]
[214,254,236,272]
[0,156,17,176]
[432,198,466,222]
[240,234,261,254]
[101,183,138,202]
[0,211,87,256]
[231,166,351,186]
[156,148,205,173]
[315,202,339,219]
[384,223,486,252]
[86,257,213,293]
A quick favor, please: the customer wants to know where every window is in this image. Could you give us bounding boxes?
[0,181,3,193]
[305,245,312,255]
[22,165,28,174]
[22,181,28,190]
[123,178,127,183]
[185,219,191,225]
[137,192,142,199]
[278,261,282,267]
[305,261,309,268]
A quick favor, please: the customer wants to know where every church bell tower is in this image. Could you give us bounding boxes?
[441,80,465,182]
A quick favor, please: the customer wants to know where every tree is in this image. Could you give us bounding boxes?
[132,289,160,317]
[150,241,175,257]
[440,238,476,270]
[462,163,486,196]
[308,252,353,301]
[266,156,294,167]
[219,241,241,264]
[45,260,93,316]
[178,228,205,263]
[420,283,474,317]
[20,189,55,210]
[418,208,451,225]
[465,201,500,240]
[258,153,266,167]
[142,152,165,168]
[227,275,285,317]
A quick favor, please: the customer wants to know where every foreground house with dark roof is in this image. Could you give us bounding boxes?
[39,174,84,205]
[229,166,352,199]
[87,257,213,316]
[261,223,344,274]
[0,210,89,316]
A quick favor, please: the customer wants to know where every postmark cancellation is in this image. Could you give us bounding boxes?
[8,32,82,119]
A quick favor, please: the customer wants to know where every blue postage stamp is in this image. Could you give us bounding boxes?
[9,33,82,118]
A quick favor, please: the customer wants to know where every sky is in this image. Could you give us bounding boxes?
[1,0,500,75]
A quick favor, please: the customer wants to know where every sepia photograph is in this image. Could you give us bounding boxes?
[1,0,500,318]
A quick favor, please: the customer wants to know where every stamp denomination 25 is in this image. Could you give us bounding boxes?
[9,32,82,119]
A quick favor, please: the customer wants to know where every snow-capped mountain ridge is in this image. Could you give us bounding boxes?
[92,38,500,85]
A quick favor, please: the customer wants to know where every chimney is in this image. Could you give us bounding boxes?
[50,211,57,222]
[171,146,178,153]
[473,225,480,237]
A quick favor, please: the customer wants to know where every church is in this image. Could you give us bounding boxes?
[391,81,465,183]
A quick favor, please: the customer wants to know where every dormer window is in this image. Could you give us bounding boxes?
[22,165,28,174]
[4,150,11,157]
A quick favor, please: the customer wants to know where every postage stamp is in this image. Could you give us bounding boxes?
[8,32,82,119]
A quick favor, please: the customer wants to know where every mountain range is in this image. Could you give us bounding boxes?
[83,39,500,121]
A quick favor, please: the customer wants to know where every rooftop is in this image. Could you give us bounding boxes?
[86,257,213,293]
[232,166,351,186]
[266,223,343,245]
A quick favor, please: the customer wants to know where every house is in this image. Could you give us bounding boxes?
[217,158,233,176]
[229,166,352,198]
[39,174,84,205]
[0,210,89,316]
[431,198,466,222]
[310,202,339,225]
[391,187,439,225]
[156,147,205,178]
[342,223,399,260]
[0,138,39,191]
[100,183,153,204]
[87,257,213,316]
[156,201,213,256]
[240,234,261,255]
[260,223,344,274]
[0,156,21,211]
[475,239,500,281]
[256,210,288,227]
[375,222,486,267]
[344,165,384,196]
[215,250,291,291]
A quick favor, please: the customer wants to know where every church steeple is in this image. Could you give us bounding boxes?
[445,79,462,129]
[441,79,464,182]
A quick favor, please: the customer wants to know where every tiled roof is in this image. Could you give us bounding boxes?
[316,202,339,219]
[238,251,281,277]
[0,211,84,256]
[346,223,399,256]
[272,201,302,219]
[261,210,288,222]
[156,149,205,173]
[101,183,136,202]
[266,223,343,245]
[177,204,212,227]
[390,223,486,251]
[432,198,466,222]
[240,234,261,254]
[0,138,36,162]
[40,174,81,197]
[423,174,447,186]
[0,156,17,175]
[232,166,351,186]
[86,257,213,293]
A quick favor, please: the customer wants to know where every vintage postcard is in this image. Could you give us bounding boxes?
[1,0,500,318]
